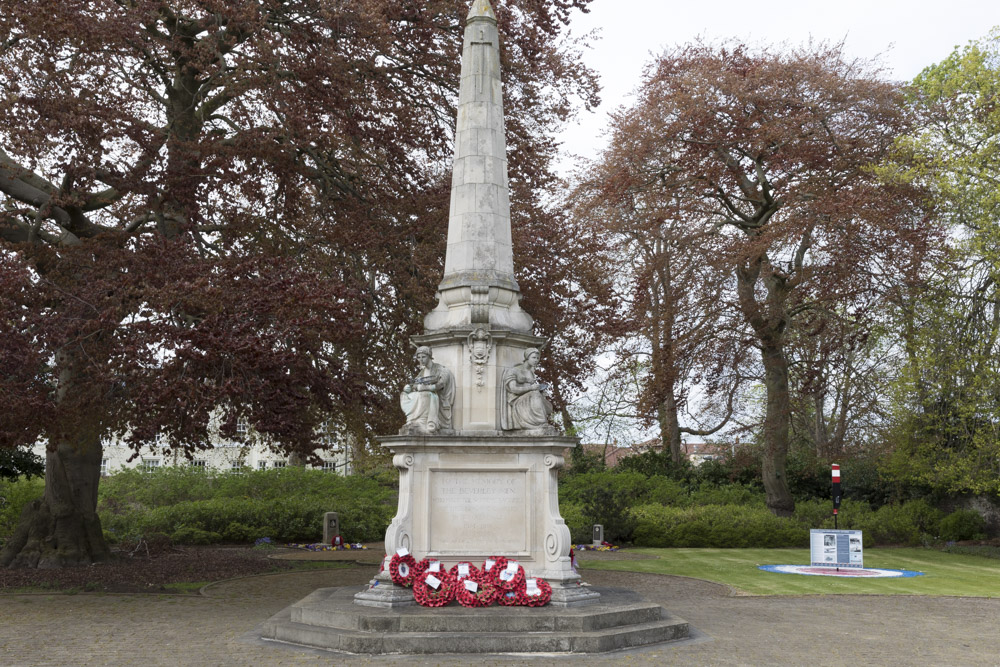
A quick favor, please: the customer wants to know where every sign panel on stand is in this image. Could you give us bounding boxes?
[810,529,863,568]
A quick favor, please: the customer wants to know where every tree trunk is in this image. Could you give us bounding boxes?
[658,393,684,464]
[761,343,795,516]
[1,435,109,568]
[813,391,829,459]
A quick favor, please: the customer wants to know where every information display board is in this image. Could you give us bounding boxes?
[810,529,863,568]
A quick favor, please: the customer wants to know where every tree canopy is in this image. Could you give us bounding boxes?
[883,30,1000,495]
[574,41,930,515]
[0,0,601,567]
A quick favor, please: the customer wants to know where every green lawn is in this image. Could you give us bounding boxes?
[580,548,1000,597]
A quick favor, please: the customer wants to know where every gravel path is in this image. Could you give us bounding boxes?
[1,560,998,666]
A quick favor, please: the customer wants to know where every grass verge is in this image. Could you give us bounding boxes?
[579,547,1000,597]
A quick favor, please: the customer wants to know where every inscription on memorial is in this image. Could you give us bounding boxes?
[428,470,528,553]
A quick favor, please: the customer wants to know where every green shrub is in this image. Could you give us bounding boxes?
[851,499,943,546]
[0,476,44,538]
[642,477,691,507]
[690,483,765,507]
[632,504,808,548]
[559,471,648,543]
[559,502,590,544]
[939,509,987,542]
[615,449,693,481]
[170,525,221,545]
[559,471,653,506]
[97,467,397,544]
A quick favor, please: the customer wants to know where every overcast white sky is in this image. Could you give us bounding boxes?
[556,0,1000,171]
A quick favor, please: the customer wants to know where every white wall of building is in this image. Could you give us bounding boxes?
[32,420,352,476]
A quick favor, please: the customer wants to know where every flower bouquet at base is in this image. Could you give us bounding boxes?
[455,574,499,607]
[448,561,480,583]
[480,555,508,585]
[413,569,455,607]
[517,577,552,607]
[389,549,418,587]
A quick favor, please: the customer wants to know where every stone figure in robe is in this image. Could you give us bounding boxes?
[399,346,455,434]
[501,347,554,431]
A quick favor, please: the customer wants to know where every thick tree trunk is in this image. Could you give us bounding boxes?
[761,344,795,516]
[658,393,684,465]
[1,434,109,568]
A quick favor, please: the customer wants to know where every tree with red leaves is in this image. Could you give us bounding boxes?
[0,0,598,568]
[586,41,929,514]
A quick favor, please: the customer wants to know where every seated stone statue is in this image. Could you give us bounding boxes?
[400,346,455,434]
[501,347,554,431]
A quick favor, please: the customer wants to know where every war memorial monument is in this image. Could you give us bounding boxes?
[262,0,690,654]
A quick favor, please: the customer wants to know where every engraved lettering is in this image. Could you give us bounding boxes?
[429,471,527,552]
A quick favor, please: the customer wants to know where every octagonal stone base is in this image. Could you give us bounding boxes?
[264,586,689,655]
[355,433,597,607]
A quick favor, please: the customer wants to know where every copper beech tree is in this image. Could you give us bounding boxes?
[572,173,748,464]
[589,42,928,514]
[0,0,599,568]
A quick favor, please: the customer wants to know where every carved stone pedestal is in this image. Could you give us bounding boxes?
[353,434,599,608]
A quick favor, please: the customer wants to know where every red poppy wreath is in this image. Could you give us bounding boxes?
[389,551,418,587]
[448,561,480,583]
[413,570,455,607]
[455,575,499,607]
[421,558,446,578]
[517,577,552,607]
[481,555,508,585]
[494,560,526,593]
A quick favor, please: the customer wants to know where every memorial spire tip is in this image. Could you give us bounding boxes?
[468,0,497,21]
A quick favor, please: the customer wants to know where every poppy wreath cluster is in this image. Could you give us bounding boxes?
[412,569,455,607]
[517,577,552,606]
[387,551,551,607]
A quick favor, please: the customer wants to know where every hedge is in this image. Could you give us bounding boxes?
[631,504,809,548]
[97,467,397,545]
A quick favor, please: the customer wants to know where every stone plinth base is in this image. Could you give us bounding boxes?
[352,572,415,608]
[263,586,690,655]
[366,433,594,606]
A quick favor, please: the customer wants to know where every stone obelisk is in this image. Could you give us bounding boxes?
[422,0,532,335]
[354,0,597,608]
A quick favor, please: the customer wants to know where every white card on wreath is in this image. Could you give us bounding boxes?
[428,561,441,572]
[396,547,409,557]
[484,559,495,570]
[505,561,519,574]
[426,574,442,589]
[526,579,540,595]
[464,580,479,593]
[458,563,470,577]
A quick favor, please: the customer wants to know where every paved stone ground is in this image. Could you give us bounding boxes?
[1,558,998,666]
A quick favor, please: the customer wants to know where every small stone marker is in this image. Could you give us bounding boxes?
[323,512,340,544]
[592,524,604,546]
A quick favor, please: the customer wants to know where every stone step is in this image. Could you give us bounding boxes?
[294,588,666,633]
[266,610,689,655]
[261,586,692,656]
